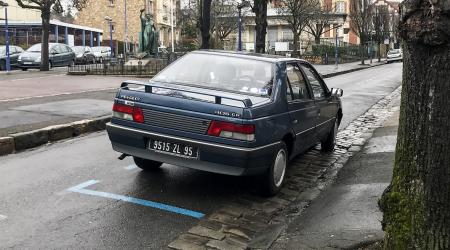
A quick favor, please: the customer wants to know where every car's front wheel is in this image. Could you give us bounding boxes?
[259,142,288,196]
[321,117,339,152]
[0,60,5,71]
[133,156,163,171]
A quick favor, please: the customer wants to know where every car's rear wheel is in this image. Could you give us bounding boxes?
[321,117,339,152]
[133,156,163,171]
[21,67,28,71]
[0,60,5,70]
[259,142,288,196]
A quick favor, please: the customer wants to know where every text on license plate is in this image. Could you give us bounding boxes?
[149,139,198,158]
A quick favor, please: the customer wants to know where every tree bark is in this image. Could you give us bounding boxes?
[359,44,365,65]
[379,0,450,248]
[314,36,320,45]
[199,0,212,49]
[378,43,381,62]
[292,32,299,57]
[253,0,268,53]
[40,7,51,71]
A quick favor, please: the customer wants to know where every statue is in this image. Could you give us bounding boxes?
[139,9,159,56]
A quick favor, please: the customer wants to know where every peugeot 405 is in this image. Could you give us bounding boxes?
[106,50,343,195]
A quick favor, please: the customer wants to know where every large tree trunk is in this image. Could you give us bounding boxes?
[379,0,450,248]
[314,36,321,45]
[359,43,365,65]
[199,0,212,49]
[40,7,51,71]
[378,43,381,62]
[253,0,268,53]
[292,32,299,57]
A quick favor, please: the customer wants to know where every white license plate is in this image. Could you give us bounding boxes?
[148,139,198,159]
[23,62,32,65]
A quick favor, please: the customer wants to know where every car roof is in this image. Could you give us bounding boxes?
[192,50,308,64]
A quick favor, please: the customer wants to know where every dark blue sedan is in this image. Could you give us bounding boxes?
[106,51,343,195]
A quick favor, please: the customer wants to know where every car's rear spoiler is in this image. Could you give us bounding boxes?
[120,80,253,108]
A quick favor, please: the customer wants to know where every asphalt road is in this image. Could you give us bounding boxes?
[0,63,402,249]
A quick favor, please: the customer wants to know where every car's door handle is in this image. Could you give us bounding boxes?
[292,119,298,124]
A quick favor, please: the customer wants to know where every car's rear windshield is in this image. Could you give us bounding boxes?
[153,53,274,96]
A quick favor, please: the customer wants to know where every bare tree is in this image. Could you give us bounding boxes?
[305,4,334,45]
[349,0,372,64]
[372,5,390,62]
[379,0,450,248]
[252,0,270,53]
[277,0,320,57]
[15,0,86,71]
[179,0,200,49]
[211,0,240,49]
[198,0,213,49]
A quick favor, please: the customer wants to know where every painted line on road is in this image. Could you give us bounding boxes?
[124,164,138,170]
[0,87,118,103]
[7,74,66,82]
[0,214,7,221]
[67,180,204,219]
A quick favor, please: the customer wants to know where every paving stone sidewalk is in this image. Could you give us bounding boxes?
[167,86,401,250]
[271,96,400,250]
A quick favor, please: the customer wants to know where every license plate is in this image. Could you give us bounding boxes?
[148,139,198,159]
[23,62,32,65]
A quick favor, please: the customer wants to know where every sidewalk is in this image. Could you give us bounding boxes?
[281,101,400,249]
[314,59,387,78]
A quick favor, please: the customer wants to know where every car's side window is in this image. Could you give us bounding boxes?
[286,63,311,101]
[300,65,327,99]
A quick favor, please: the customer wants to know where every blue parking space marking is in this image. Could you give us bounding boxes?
[124,164,138,170]
[67,180,205,219]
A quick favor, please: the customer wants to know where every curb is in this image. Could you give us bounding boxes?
[321,62,385,79]
[0,116,111,157]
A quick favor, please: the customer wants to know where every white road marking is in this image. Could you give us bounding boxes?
[0,214,7,221]
[124,164,138,170]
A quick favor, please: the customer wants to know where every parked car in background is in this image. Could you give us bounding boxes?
[18,43,75,70]
[106,51,344,195]
[92,46,112,63]
[0,45,24,70]
[387,49,403,63]
[72,46,96,64]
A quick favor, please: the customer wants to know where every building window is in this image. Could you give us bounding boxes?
[282,30,294,41]
[336,1,345,13]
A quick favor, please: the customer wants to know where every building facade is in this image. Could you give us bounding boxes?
[74,0,180,53]
[0,0,40,22]
[226,0,353,53]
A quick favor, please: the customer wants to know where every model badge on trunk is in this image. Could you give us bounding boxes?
[214,110,241,118]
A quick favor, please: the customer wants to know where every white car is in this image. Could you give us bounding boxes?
[92,46,112,62]
[387,49,402,63]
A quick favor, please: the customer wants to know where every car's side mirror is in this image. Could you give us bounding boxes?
[330,88,343,97]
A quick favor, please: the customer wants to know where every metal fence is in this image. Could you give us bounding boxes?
[68,53,184,77]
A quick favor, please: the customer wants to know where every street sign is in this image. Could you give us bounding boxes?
[275,42,289,52]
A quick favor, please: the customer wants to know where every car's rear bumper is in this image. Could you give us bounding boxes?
[18,62,40,68]
[106,122,278,176]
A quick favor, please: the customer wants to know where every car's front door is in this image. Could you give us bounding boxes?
[300,63,335,142]
[285,63,317,155]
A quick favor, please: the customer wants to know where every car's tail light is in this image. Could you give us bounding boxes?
[112,103,144,123]
[207,121,255,141]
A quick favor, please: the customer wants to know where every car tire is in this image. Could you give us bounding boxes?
[49,61,53,69]
[133,156,163,171]
[0,60,5,71]
[69,60,75,67]
[21,67,28,71]
[321,117,339,152]
[258,142,288,196]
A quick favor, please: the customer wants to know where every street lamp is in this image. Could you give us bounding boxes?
[105,16,113,58]
[1,2,10,72]
[237,1,250,51]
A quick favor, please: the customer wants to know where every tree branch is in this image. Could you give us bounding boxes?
[15,0,43,10]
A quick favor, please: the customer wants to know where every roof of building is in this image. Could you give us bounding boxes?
[0,19,103,33]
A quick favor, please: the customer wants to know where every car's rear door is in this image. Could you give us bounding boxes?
[285,62,317,154]
[299,63,335,142]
